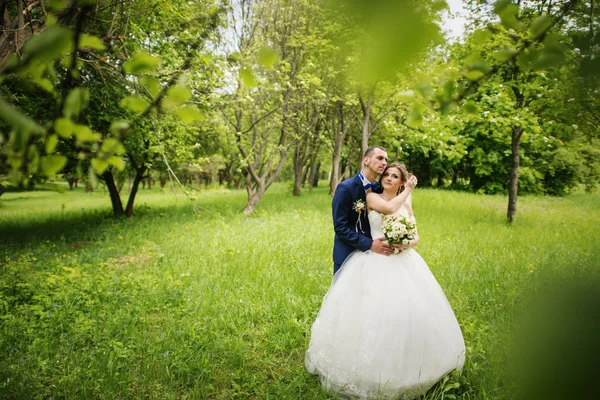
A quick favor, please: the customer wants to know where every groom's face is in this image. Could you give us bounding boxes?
[365,149,388,176]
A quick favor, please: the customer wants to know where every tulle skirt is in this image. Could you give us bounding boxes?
[305,249,466,399]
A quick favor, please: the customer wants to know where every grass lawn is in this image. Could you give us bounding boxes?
[1,183,599,399]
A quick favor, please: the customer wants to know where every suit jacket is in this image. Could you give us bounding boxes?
[332,174,373,266]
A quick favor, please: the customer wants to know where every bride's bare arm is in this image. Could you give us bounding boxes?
[367,175,418,215]
[399,203,420,249]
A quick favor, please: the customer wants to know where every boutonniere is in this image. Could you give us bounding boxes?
[353,199,366,233]
[353,199,366,214]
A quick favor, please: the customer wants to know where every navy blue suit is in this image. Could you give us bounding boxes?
[332,174,373,274]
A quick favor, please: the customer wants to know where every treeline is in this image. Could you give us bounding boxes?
[0,0,598,220]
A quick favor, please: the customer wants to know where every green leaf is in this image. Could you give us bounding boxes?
[63,88,89,119]
[40,155,67,176]
[141,76,162,98]
[73,124,100,142]
[0,97,44,135]
[109,120,130,135]
[258,46,278,69]
[108,156,125,171]
[531,33,564,70]
[465,70,485,81]
[415,81,434,98]
[406,106,423,128]
[35,78,55,93]
[493,0,511,14]
[440,101,456,116]
[28,145,40,171]
[47,0,67,12]
[463,100,478,114]
[498,5,525,32]
[45,134,59,154]
[227,52,243,64]
[517,48,537,69]
[4,53,18,70]
[9,156,22,171]
[163,85,191,109]
[442,80,456,100]
[119,96,149,113]
[54,118,74,138]
[21,26,73,64]
[472,29,492,45]
[465,56,492,74]
[240,68,256,87]
[46,13,58,27]
[492,48,518,62]
[88,165,99,186]
[175,105,204,124]
[532,47,564,70]
[100,138,126,154]
[123,53,161,74]
[79,34,106,50]
[530,15,552,39]
[397,91,415,102]
[91,158,109,174]
[0,97,44,151]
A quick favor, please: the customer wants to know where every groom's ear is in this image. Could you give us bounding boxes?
[362,156,369,167]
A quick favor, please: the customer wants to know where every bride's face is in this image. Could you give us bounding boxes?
[381,167,403,192]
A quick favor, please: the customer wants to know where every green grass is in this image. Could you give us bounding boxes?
[1,184,599,399]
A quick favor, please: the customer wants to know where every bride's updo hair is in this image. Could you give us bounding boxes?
[379,163,410,195]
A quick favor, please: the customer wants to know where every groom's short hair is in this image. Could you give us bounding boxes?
[364,146,387,159]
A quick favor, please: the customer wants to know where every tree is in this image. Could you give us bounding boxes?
[0,0,223,217]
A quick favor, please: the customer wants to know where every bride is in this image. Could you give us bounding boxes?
[305,163,465,399]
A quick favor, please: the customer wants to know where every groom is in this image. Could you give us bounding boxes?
[331,146,393,274]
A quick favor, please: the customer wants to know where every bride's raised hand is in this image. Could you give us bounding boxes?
[404,175,418,191]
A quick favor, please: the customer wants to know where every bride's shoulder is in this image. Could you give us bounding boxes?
[366,192,383,201]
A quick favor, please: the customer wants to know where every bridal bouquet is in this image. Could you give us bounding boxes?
[381,214,417,249]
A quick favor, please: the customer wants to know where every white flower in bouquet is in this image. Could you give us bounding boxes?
[381,214,417,249]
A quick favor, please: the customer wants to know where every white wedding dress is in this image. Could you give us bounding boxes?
[305,209,465,399]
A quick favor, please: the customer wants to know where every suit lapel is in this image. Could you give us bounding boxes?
[353,174,366,200]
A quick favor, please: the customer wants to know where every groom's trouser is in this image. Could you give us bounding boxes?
[333,263,342,275]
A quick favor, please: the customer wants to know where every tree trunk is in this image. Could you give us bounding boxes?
[309,161,320,190]
[102,171,124,217]
[292,148,303,196]
[507,126,522,223]
[437,175,445,188]
[507,66,525,223]
[361,103,370,160]
[0,2,7,34]
[306,140,321,190]
[359,90,374,170]
[329,101,347,195]
[330,146,342,195]
[15,0,24,50]
[301,164,309,187]
[293,165,303,196]
[243,185,266,214]
[125,168,146,217]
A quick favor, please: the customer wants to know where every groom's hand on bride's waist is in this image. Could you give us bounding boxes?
[371,237,392,256]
